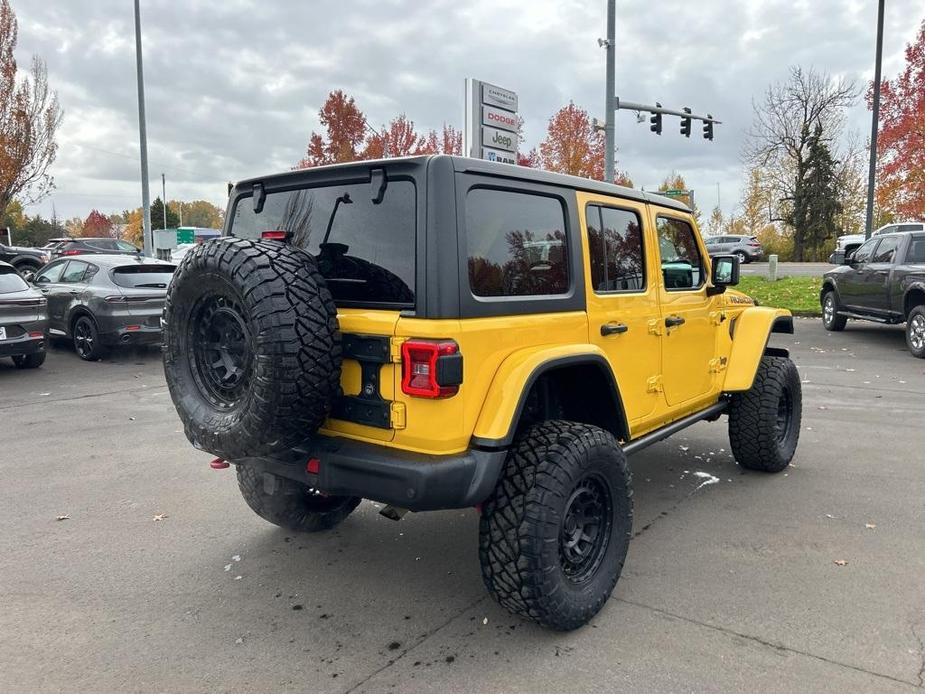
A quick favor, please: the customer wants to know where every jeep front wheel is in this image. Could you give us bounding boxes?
[728,356,802,472]
[236,466,361,532]
[478,421,633,631]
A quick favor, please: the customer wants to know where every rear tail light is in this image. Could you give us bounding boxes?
[60,249,82,256]
[125,325,141,331]
[261,230,291,241]
[401,340,463,398]
[28,331,43,339]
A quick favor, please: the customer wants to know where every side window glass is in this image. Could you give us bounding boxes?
[466,188,569,297]
[36,262,65,284]
[60,261,88,283]
[84,264,100,282]
[908,238,925,263]
[872,237,899,263]
[656,217,703,290]
[116,240,137,251]
[586,205,645,292]
[853,239,878,264]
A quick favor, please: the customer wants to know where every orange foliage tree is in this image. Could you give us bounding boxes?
[871,19,925,221]
[537,102,631,184]
[80,209,113,238]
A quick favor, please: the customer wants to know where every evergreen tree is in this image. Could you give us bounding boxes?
[151,196,179,229]
[790,124,842,261]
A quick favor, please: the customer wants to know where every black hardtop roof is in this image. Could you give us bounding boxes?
[233,154,692,213]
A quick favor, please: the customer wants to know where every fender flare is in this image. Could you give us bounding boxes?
[470,345,629,449]
[820,277,840,304]
[901,282,925,317]
[723,307,793,392]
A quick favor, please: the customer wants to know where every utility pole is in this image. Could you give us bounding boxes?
[161,173,167,229]
[864,0,885,240]
[603,0,615,183]
[134,0,152,256]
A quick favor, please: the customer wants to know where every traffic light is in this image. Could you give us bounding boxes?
[649,102,662,135]
[703,115,714,141]
[680,107,691,138]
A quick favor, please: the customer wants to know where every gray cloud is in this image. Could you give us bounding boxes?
[13,0,922,221]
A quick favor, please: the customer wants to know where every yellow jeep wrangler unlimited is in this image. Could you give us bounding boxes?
[163,155,801,630]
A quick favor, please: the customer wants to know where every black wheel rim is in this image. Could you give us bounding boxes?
[775,387,794,444]
[189,293,253,408]
[559,473,613,584]
[74,319,94,358]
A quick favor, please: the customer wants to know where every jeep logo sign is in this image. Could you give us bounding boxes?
[481,126,518,153]
[464,78,519,161]
[482,105,518,133]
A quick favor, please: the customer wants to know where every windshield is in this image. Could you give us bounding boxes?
[112,265,176,288]
[0,268,29,293]
[229,179,416,307]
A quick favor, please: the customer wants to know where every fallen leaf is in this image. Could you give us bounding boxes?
[152,513,167,521]
[224,564,232,572]
[234,575,243,580]
[865,523,876,529]
[55,514,69,521]
[482,617,489,625]
[834,559,848,566]
[232,555,241,562]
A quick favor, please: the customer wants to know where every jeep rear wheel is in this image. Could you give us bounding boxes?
[822,290,847,331]
[236,465,361,532]
[478,421,633,631]
[728,356,802,472]
[162,238,342,460]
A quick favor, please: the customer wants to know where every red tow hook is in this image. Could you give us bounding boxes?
[209,458,230,470]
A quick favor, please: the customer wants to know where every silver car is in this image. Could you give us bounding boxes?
[704,234,764,263]
[32,255,175,360]
[0,261,48,368]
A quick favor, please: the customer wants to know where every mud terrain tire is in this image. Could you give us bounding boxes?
[163,238,341,460]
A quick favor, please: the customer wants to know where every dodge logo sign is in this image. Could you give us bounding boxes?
[482,105,518,133]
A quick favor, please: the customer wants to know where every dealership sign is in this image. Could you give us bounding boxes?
[464,78,519,163]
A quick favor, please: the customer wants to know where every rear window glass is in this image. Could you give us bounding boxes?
[0,268,29,293]
[112,265,176,288]
[466,188,568,297]
[229,179,416,307]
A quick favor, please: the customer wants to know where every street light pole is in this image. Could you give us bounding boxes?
[161,172,167,229]
[603,0,616,183]
[865,0,885,240]
[133,0,152,256]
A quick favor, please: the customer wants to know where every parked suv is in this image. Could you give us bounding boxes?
[0,261,47,368]
[821,230,925,357]
[0,243,48,280]
[704,234,763,263]
[50,238,139,258]
[163,156,801,630]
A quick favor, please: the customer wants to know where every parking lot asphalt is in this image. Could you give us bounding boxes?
[2,320,924,694]
[740,262,830,277]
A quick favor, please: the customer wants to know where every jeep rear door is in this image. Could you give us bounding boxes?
[578,193,661,423]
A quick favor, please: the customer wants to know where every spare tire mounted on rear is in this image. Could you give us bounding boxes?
[163,238,342,460]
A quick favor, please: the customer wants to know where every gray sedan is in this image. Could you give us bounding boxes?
[0,261,48,368]
[32,255,175,360]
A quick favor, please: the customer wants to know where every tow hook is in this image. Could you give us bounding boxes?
[209,458,230,470]
[379,505,409,521]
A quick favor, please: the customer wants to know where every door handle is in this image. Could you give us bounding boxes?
[665,315,686,328]
[68,290,80,296]
[600,322,629,336]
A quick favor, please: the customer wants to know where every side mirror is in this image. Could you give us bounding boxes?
[831,249,846,265]
[33,275,48,285]
[707,254,739,296]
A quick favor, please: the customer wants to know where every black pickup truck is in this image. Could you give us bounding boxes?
[0,243,47,280]
[821,230,925,358]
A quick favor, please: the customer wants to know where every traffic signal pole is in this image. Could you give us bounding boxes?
[603,0,616,183]
[864,0,885,240]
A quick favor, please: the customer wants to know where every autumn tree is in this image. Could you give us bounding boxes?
[80,209,113,238]
[704,207,724,237]
[0,0,62,217]
[871,19,925,221]
[539,103,606,180]
[362,114,427,159]
[422,123,462,155]
[123,208,143,246]
[296,90,368,168]
[170,199,223,228]
[658,173,701,225]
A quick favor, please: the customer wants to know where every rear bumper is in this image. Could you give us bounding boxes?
[100,324,162,347]
[232,436,507,512]
[0,333,45,358]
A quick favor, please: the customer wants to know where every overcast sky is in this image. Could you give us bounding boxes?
[14,0,923,222]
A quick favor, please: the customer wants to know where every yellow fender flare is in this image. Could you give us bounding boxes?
[472,344,626,446]
[723,307,794,392]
